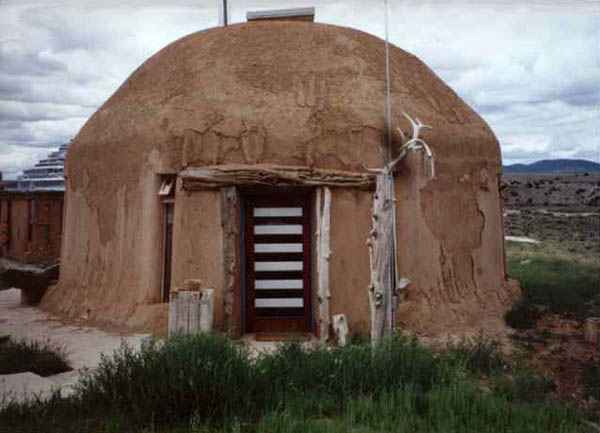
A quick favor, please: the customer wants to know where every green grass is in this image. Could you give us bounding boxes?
[0,333,589,433]
[491,366,556,403]
[505,242,600,329]
[445,334,508,377]
[252,387,580,433]
[0,336,71,377]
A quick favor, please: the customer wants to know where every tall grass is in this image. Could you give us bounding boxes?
[444,334,507,376]
[0,334,589,433]
[505,252,600,328]
[257,386,581,433]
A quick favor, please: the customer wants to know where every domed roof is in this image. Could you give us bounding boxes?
[68,21,499,191]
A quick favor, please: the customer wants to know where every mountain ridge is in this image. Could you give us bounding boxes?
[503,159,600,173]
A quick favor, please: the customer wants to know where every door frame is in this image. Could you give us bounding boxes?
[241,187,313,335]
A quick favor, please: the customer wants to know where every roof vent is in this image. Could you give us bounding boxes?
[247,7,315,22]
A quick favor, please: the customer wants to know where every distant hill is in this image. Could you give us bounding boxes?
[503,159,600,174]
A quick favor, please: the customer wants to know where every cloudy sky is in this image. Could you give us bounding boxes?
[1,0,599,178]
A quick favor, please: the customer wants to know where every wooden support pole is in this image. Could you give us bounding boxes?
[366,112,434,344]
[367,173,396,344]
[221,187,240,336]
[316,187,332,342]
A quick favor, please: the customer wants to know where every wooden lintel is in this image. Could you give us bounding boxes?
[180,164,375,190]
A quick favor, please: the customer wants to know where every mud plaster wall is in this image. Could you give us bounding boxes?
[41,172,167,332]
[170,187,226,330]
[328,188,372,335]
[394,154,520,336]
[42,22,516,335]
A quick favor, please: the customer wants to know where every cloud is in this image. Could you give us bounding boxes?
[0,101,94,122]
[0,0,220,177]
[0,0,598,178]
[0,144,52,179]
[386,2,600,164]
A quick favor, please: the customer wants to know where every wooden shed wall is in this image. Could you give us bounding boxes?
[0,193,63,264]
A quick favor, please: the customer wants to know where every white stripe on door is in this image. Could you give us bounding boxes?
[254,207,303,217]
[254,225,302,235]
[255,279,303,289]
[255,298,304,308]
[254,243,303,253]
[255,261,303,272]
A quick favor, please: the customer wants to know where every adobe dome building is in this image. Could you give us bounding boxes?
[41,18,519,339]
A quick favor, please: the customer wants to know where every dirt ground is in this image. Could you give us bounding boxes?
[502,172,599,410]
[513,315,599,405]
[502,173,600,257]
[0,288,151,402]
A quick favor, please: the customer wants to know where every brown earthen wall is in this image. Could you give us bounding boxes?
[41,174,167,332]
[328,188,372,335]
[171,186,226,329]
[393,155,519,336]
[41,22,516,337]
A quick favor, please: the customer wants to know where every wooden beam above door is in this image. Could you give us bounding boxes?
[180,164,375,190]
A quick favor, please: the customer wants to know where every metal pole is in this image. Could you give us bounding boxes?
[223,0,228,26]
[384,0,392,158]
[384,0,398,336]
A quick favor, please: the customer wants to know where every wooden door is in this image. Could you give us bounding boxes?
[162,202,174,302]
[244,193,312,334]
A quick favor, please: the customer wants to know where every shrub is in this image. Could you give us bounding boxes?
[76,333,256,424]
[0,337,71,377]
[504,299,542,330]
[0,333,589,433]
[254,334,450,407]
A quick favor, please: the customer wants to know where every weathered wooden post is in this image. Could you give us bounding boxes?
[316,187,332,342]
[221,186,239,336]
[367,173,395,342]
[367,113,435,345]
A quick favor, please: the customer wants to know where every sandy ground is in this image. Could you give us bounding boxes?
[0,288,151,403]
[0,289,295,403]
